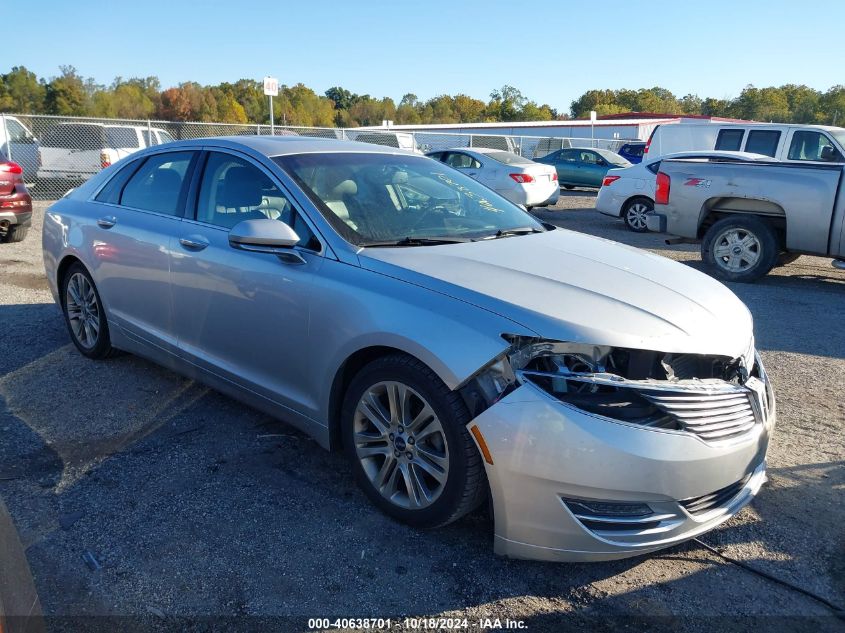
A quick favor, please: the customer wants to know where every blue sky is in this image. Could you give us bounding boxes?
[11,0,843,112]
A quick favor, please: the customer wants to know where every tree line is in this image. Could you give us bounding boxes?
[1,65,843,127]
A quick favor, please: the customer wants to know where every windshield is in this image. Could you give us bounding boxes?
[484,151,533,165]
[275,152,544,245]
[828,128,845,151]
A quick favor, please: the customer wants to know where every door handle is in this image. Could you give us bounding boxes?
[97,216,117,229]
[179,236,209,251]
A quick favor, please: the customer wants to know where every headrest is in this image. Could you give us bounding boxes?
[331,179,357,198]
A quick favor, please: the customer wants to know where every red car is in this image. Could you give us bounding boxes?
[0,158,32,243]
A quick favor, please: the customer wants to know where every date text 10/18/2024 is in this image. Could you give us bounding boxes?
[308,618,528,630]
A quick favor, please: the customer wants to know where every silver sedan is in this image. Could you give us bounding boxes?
[42,136,774,561]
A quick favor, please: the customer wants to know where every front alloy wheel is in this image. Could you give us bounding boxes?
[342,355,487,528]
[353,381,449,510]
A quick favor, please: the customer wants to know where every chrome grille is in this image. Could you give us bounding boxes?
[681,474,752,516]
[641,388,758,441]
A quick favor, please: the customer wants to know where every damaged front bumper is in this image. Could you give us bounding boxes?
[463,341,775,562]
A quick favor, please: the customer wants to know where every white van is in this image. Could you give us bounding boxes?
[644,122,845,163]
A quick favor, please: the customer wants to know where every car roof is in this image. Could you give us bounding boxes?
[166,135,416,157]
[430,147,505,155]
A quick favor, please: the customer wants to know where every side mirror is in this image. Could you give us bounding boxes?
[229,218,304,263]
[820,145,839,161]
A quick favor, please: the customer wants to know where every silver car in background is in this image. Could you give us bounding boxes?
[426,147,559,209]
[42,137,775,561]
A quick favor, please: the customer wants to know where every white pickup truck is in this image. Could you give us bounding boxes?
[647,158,845,282]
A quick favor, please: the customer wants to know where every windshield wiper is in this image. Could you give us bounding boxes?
[485,227,544,240]
[362,236,471,247]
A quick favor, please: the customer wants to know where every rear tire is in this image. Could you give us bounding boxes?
[342,354,487,529]
[622,198,653,233]
[702,215,779,283]
[1,224,29,243]
[60,263,120,359]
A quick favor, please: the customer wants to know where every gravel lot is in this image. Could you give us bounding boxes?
[1,196,843,632]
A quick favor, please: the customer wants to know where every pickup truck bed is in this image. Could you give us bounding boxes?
[648,159,845,282]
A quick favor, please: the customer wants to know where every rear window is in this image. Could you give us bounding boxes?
[106,127,140,149]
[744,130,781,157]
[41,125,105,150]
[622,144,644,158]
[485,151,532,165]
[715,129,744,151]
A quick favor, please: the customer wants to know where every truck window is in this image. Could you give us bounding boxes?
[787,130,843,162]
[715,129,744,151]
[744,130,780,157]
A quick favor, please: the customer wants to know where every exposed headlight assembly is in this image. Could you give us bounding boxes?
[460,336,756,432]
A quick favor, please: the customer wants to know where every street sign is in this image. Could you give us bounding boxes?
[263,77,279,97]
[590,110,597,122]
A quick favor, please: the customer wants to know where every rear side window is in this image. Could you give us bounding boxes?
[42,125,105,150]
[94,159,143,204]
[444,152,482,169]
[106,127,140,149]
[744,130,781,157]
[120,151,194,215]
[715,129,744,151]
[646,160,661,174]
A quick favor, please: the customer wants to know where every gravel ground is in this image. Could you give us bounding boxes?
[1,197,843,632]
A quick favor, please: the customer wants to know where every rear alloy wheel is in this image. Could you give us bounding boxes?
[342,355,486,528]
[623,198,653,232]
[702,216,779,283]
[61,263,119,359]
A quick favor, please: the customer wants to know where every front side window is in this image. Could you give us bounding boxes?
[120,151,194,215]
[158,130,175,144]
[715,129,744,151]
[5,119,32,143]
[744,130,781,157]
[787,130,843,161]
[276,152,544,245]
[195,152,317,248]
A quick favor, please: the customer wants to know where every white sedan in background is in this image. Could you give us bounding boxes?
[596,151,768,232]
[427,148,559,209]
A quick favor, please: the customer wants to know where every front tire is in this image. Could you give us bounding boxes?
[702,216,779,283]
[61,263,119,359]
[623,198,653,232]
[342,354,487,528]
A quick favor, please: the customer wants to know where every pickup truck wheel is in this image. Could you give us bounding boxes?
[623,198,653,232]
[702,216,779,283]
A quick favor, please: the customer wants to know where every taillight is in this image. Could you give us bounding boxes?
[602,175,620,187]
[643,139,651,154]
[551,171,558,181]
[100,151,111,169]
[509,173,535,183]
[0,162,23,175]
[655,172,671,205]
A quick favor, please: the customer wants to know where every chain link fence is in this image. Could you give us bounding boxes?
[0,113,637,201]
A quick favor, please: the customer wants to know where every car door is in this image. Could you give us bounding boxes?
[552,149,579,184]
[578,151,606,186]
[169,149,324,415]
[90,149,199,354]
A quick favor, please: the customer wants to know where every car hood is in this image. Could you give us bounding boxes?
[359,229,754,359]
